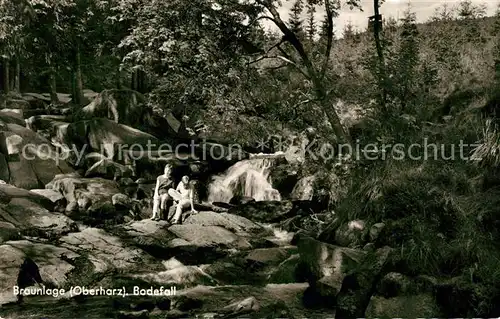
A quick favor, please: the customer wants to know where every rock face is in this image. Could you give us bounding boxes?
[0,240,80,306]
[0,184,76,238]
[79,89,190,140]
[296,235,367,307]
[60,227,160,273]
[228,200,294,223]
[0,121,74,189]
[63,118,160,159]
[45,173,121,222]
[290,175,316,200]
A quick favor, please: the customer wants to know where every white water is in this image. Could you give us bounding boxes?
[207,157,282,203]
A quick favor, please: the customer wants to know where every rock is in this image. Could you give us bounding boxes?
[269,164,299,199]
[117,310,149,319]
[229,195,255,205]
[30,189,67,212]
[80,89,190,140]
[0,221,20,243]
[0,153,9,182]
[267,254,308,284]
[0,123,74,189]
[228,200,294,223]
[112,193,133,209]
[202,260,255,285]
[369,222,385,242]
[290,175,315,200]
[0,111,25,126]
[335,246,393,318]
[59,227,160,274]
[363,243,375,251]
[130,258,217,288]
[1,197,76,238]
[25,115,69,132]
[64,118,161,159]
[85,158,134,180]
[220,296,260,315]
[0,240,79,306]
[5,98,30,110]
[0,184,55,210]
[21,93,49,109]
[377,272,412,298]
[172,283,308,316]
[296,235,366,306]
[46,174,120,212]
[245,247,298,268]
[334,219,366,248]
[365,294,440,318]
[183,211,264,235]
[168,224,251,250]
[0,184,75,238]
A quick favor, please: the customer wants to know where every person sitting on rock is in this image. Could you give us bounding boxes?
[168,175,197,224]
[151,164,174,221]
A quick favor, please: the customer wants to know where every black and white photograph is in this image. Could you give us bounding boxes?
[1,0,500,317]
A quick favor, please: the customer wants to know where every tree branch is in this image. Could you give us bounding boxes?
[247,15,279,28]
[276,46,310,78]
[255,0,317,78]
[246,39,283,65]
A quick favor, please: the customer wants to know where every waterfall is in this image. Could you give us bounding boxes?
[207,157,282,203]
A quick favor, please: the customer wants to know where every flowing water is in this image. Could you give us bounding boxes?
[207,157,282,203]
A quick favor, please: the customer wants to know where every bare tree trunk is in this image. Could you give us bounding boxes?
[3,58,10,95]
[257,0,351,145]
[117,66,122,89]
[49,67,59,104]
[14,55,21,93]
[131,70,138,91]
[74,45,84,105]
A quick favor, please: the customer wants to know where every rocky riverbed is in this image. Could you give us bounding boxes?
[0,90,456,318]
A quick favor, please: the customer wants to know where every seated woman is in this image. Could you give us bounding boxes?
[151,164,174,221]
[168,175,197,224]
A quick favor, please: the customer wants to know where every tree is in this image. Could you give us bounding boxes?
[289,0,304,37]
[390,8,420,111]
[343,20,356,39]
[372,0,387,110]
[0,0,35,93]
[305,1,316,42]
[457,0,486,20]
[253,0,360,144]
[429,3,455,22]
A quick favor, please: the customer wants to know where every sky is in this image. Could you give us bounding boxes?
[262,0,500,36]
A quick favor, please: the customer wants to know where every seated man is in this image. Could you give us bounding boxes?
[168,175,197,224]
[151,164,174,221]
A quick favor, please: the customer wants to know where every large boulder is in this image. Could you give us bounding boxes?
[296,235,366,308]
[85,158,134,180]
[64,118,160,159]
[79,89,190,140]
[182,211,264,236]
[59,227,161,274]
[335,246,393,318]
[168,224,252,250]
[227,200,294,223]
[0,184,75,238]
[365,294,440,318]
[290,175,316,200]
[46,173,121,214]
[0,122,74,189]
